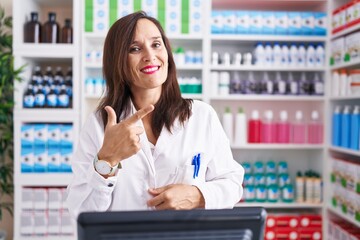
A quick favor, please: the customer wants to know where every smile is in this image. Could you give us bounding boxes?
[140,65,160,74]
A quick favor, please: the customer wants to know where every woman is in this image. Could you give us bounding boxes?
[66,11,244,218]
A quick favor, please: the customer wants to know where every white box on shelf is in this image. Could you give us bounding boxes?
[60,147,73,172]
[314,12,327,36]
[93,0,109,33]
[20,211,34,236]
[61,188,68,210]
[34,124,47,148]
[249,11,263,34]
[262,11,275,35]
[118,0,134,18]
[60,124,74,148]
[301,12,314,35]
[288,12,302,35]
[33,188,48,211]
[165,0,181,35]
[21,124,34,148]
[189,0,203,34]
[345,31,360,62]
[236,11,250,34]
[47,124,61,149]
[21,188,34,210]
[223,11,236,34]
[21,147,34,173]
[141,0,157,18]
[48,148,61,172]
[48,188,63,211]
[211,11,224,33]
[33,211,48,236]
[331,37,345,65]
[275,11,288,35]
[34,147,47,172]
[61,209,74,235]
[48,211,61,236]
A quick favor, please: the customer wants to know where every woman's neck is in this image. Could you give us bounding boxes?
[131,88,161,111]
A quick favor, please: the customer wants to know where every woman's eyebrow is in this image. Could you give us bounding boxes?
[131,36,162,44]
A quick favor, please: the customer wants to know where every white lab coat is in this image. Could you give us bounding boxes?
[66,100,244,219]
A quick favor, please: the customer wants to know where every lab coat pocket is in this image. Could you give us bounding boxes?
[173,165,206,185]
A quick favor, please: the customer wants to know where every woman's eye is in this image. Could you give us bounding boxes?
[153,42,161,48]
[130,47,140,53]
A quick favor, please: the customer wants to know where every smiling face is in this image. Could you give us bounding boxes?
[128,19,169,96]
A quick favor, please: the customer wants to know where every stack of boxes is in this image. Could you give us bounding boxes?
[21,123,74,173]
[328,217,360,239]
[332,0,360,34]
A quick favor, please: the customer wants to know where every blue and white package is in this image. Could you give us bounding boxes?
[60,124,73,149]
[60,147,73,172]
[34,124,47,148]
[223,11,236,34]
[211,11,224,34]
[288,12,302,35]
[48,148,61,172]
[236,11,249,34]
[93,0,109,32]
[21,147,34,172]
[141,0,158,18]
[47,124,61,148]
[301,12,314,35]
[118,0,134,18]
[189,0,203,34]
[165,0,181,35]
[249,11,263,34]
[21,124,34,148]
[275,12,288,35]
[314,12,327,36]
[34,147,47,172]
[262,11,275,34]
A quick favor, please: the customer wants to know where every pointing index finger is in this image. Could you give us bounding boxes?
[124,105,155,124]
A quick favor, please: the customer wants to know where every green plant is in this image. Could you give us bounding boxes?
[0,6,23,221]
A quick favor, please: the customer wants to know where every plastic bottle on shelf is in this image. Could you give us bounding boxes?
[299,72,310,95]
[275,72,286,95]
[31,66,43,85]
[248,110,262,143]
[313,173,322,203]
[230,72,242,94]
[262,110,276,143]
[332,106,342,147]
[305,171,314,203]
[341,106,351,148]
[340,69,348,96]
[46,85,58,108]
[254,42,265,66]
[24,12,41,43]
[280,44,289,66]
[234,107,247,146]
[306,44,316,67]
[58,85,70,108]
[212,52,219,66]
[332,70,340,97]
[264,43,273,66]
[262,72,274,95]
[295,171,305,203]
[246,71,257,94]
[277,110,290,143]
[315,43,325,67]
[34,85,45,108]
[219,71,230,96]
[288,72,299,95]
[65,67,73,97]
[61,19,73,43]
[289,44,298,66]
[350,106,360,150]
[292,110,306,144]
[298,44,306,67]
[313,73,324,95]
[42,12,60,43]
[308,110,323,144]
[273,43,282,66]
[222,107,233,143]
[54,67,64,94]
[23,85,35,108]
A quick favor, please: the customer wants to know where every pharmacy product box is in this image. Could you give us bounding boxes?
[298,228,322,240]
[47,124,61,148]
[48,211,61,236]
[117,0,134,18]
[141,0,158,19]
[288,12,302,35]
[61,209,74,235]
[249,11,263,34]
[34,147,47,172]
[20,211,34,236]
[262,11,275,34]
[236,11,250,34]
[264,229,276,240]
[211,11,224,33]
[21,147,34,172]
[60,124,73,148]
[275,228,299,240]
[223,11,236,34]
[165,0,181,35]
[299,215,322,228]
[48,188,63,210]
[346,1,357,26]
[33,188,48,211]
[266,215,276,229]
[34,211,47,236]
[332,6,346,33]
[331,37,345,65]
[301,12,314,35]
[189,0,203,34]
[60,147,73,172]
[276,215,299,228]
[34,124,47,148]
[313,12,327,36]
[21,124,34,148]
[275,12,288,35]
[345,31,360,62]
[21,188,33,210]
[47,147,61,172]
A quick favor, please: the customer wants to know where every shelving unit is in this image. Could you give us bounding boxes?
[236,202,323,209]
[327,206,360,228]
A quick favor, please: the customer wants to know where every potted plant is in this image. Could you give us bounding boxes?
[0,4,23,235]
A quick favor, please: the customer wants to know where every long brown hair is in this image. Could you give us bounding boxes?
[97,11,192,138]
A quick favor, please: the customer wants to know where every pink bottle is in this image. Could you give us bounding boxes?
[248,110,262,143]
[277,110,290,143]
[292,110,306,144]
[308,110,323,144]
[262,110,276,143]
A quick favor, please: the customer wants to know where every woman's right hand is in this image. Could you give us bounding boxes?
[97,105,154,166]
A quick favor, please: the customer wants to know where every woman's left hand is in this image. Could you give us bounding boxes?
[147,184,205,210]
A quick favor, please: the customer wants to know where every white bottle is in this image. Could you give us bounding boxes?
[275,72,286,95]
[254,42,265,66]
[313,73,324,95]
[273,43,282,66]
[211,71,219,96]
[332,70,340,97]
[288,72,298,95]
[289,44,298,66]
[306,44,315,67]
[281,44,289,66]
[298,44,306,67]
[264,43,273,66]
[340,69,348,96]
[223,107,234,143]
[235,107,247,146]
[219,71,230,96]
[315,44,325,67]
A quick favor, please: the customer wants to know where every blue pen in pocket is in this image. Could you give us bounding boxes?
[192,153,201,179]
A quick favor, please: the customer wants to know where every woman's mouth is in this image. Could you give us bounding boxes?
[140,65,160,74]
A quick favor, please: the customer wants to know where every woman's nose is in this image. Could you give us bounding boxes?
[142,48,156,62]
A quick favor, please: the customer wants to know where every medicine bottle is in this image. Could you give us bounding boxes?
[24,12,41,43]
[42,12,60,43]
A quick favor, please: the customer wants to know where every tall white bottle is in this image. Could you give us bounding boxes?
[235,107,247,146]
[223,107,234,144]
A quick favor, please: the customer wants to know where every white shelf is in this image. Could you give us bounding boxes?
[331,59,360,70]
[211,95,324,101]
[328,206,360,228]
[211,35,327,42]
[84,62,102,69]
[330,95,360,100]
[232,144,324,150]
[14,44,75,58]
[210,65,325,72]
[331,22,360,40]
[236,202,323,209]
[329,146,360,157]
[181,93,203,99]
[14,109,78,122]
[15,173,73,187]
[85,94,103,100]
